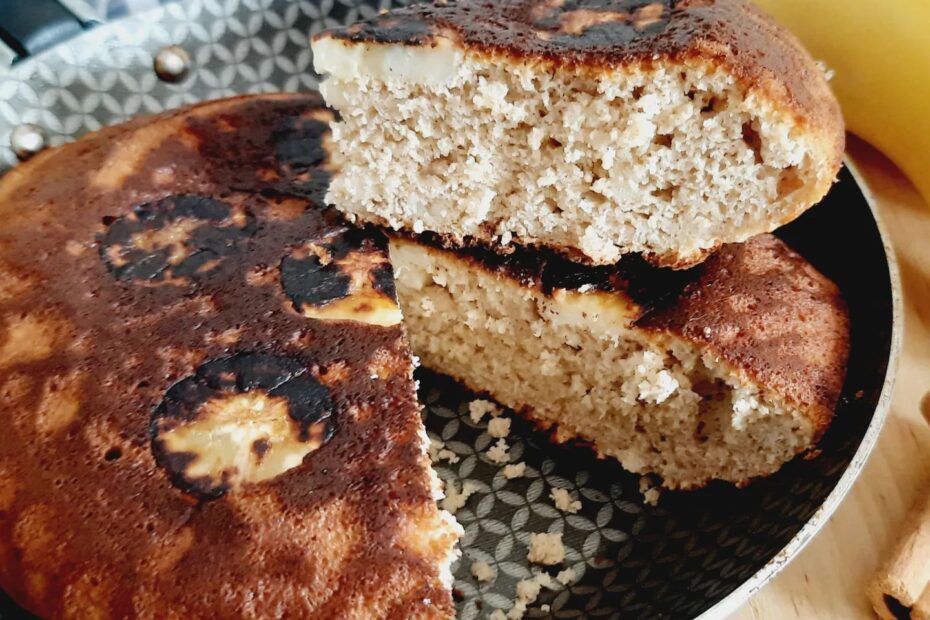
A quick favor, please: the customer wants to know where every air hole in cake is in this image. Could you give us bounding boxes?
[104,447,122,461]
[695,421,708,443]
[741,122,765,165]
[430,154,454,171]
[583,190,607,207]
[653,134,674,148]
[777,166,804,198]
[651,185,678,201]
[545,200,565,215]
[699,95,723,116]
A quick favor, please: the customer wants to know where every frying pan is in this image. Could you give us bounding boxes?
[0,1,901,618]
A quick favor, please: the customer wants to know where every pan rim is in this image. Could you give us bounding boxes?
[696,153,903,620]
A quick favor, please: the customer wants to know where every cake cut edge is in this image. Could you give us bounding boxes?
[388,232,849,489]
[312,0,845,267]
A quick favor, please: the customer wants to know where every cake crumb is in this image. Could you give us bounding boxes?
[637,368,679,405]
[427,436,443,462]
[639,476,662,506]
[437,449,460,464]
[816,59,836,82]
[441,480,480,514]
[503,462,526,479]
[507,572,556,619]
[556,567,576,585]
[469,399,500,424]
[489,611,507,620]
[644,488,661,505]
[527,532,565,565]
[486,438,510,464]
[550,488,581,514]
[515,578,542,602]
[541,604,550,612]
[471,560,495,583]
[487,416,511,439]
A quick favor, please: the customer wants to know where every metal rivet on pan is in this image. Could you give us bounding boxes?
[10,123,47,161]
[153,45,191,83]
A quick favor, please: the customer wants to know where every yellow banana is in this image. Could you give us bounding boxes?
[753,0,930,208]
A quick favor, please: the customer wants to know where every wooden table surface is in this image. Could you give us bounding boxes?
[731,136,930,619]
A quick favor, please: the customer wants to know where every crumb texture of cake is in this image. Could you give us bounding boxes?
[313,0,844,267]
[0,94,460,619]
[389,233,849,489]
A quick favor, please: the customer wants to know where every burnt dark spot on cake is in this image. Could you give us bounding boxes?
[252,438,270,459]
[528,1,670,42]
[273,116,329,173]
[98,194,256,284]
[320,0,683,53]
[402,230,693,305]
[183,96,336,204]
[315,0,828,117]
[150,352,335,501]
[371,263,397,299]
[334,12,436,46]
[281,244,353,309]
[281,228,402,326]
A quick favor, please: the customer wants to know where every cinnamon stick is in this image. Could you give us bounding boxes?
[869,489,930,619]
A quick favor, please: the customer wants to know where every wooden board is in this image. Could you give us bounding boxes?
[733,136,930,619]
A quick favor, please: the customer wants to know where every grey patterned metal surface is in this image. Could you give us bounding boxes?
[0,1,897,619]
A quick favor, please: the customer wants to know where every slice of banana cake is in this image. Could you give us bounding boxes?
[0,94,460,619]
[390,232,849,489]
[312,0,844,267]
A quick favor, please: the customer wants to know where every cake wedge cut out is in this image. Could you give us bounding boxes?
[312,0,845,267]
[390,232,849,489]
[0,94,460,619]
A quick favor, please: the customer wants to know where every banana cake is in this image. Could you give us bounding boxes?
[312,0,844,267]
[389,232,849,489]
[0,94,460,618]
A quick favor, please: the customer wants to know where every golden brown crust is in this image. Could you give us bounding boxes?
[398,232,849,435]
[315,0,844,161]
[0,94,455,618]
